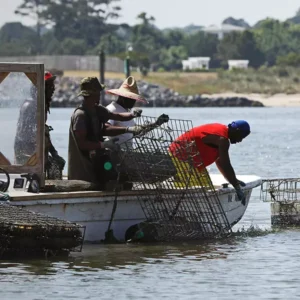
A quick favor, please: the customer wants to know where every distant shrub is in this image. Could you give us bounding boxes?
[157,67,165,72]
[276,52,300,67]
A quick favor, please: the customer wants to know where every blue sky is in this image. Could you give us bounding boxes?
[1,0,300,28]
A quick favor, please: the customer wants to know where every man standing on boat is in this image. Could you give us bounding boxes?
[68,77,145,189]
[14,71,65,179]
[105,76,148,149]
[169,121,250,205]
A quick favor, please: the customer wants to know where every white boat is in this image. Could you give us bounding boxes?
[0,63,262,243]
[5,173,261,242]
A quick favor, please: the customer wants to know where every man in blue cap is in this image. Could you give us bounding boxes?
[169,120,251,205]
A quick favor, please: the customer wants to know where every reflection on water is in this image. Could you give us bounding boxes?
[1,231,300,300]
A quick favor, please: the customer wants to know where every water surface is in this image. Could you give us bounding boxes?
[1,107,299,300]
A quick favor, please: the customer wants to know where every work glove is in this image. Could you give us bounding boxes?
[155,114,169,126]
[235,186,246,206]
[126,125,145,136]
[237,179,246,187]
[101,138,120,151]
[131,108,143,118]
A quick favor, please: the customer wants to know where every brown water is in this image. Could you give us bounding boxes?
[1,107,300,300]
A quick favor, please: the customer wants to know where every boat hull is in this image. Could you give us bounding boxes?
[9,175,261,242]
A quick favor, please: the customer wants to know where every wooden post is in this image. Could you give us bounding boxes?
[0,63,45,186]
[99,49,105,105]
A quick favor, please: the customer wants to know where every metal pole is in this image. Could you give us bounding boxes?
[99,49,105,105]
[124,55,131,78]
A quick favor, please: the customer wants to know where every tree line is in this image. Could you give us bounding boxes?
[1,0,300,72]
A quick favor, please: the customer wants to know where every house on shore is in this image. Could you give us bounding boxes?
[228,60,249,70]
[182,57,211,70]
[201,24,246,40]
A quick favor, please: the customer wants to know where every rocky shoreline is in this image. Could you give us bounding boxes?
[52,77,264,107]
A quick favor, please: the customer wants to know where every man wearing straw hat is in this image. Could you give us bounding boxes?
[105,76,147,149]
[68,77,146,189]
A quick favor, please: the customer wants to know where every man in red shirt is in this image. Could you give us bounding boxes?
[169,120,250,205]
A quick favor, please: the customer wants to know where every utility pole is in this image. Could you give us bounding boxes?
[124,43,133,78]
[124,55,131,78]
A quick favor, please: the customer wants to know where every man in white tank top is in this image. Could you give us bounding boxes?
[106,76,147,148]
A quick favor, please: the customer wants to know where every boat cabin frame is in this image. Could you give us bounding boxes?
[0,63,45,186]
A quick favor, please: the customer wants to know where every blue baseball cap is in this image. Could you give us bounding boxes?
[229,120,250,138]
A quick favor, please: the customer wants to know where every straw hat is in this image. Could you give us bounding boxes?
[106,76,147,103]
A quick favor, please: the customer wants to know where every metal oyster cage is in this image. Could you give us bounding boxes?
[0,203,85,258]
[260,178,300,226]
[119,116,232,241]
[260,178,300,202]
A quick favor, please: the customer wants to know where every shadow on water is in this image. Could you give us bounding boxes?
[0,225,281,276]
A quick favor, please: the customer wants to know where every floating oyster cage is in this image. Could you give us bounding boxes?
[260,178,300,226]
[260,178,300,202]
[119,116,232,241]
[0,203,85,258]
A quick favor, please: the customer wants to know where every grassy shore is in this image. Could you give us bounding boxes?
[63,66,300,96]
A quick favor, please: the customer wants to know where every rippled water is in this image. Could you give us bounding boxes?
[1,107,300,300]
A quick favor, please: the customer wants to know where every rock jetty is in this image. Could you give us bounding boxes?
[52,77,264,108]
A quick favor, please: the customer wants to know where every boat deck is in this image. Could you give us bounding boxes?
[6,174,262,202]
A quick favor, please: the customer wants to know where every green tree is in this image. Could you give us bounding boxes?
[159,46,188,70]
[61,38,87,55]
[254,19,296,65]
[0,22,38,55]
[276,52,300,66]
[89,33,126,55]
[164,29,186,48]
[131,12,164,70]
[0,42,34,56]
[287,7,300,24]
[15,0,48,53]
[185,31,220,67]
[42,32,63,54]
[217,30,265,68]
[35,0,121,47]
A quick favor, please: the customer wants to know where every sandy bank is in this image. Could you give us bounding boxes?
[202,93,300,107]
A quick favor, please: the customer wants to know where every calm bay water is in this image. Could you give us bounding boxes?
[1,107,300,300]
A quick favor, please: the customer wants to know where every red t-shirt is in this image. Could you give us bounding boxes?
[169,123,228,170]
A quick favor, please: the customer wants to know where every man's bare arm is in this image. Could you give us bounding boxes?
[216,138,239,187]
[215,158,228,180]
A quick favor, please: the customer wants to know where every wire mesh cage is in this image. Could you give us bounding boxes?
[0,203,85,258]
[260,178,300,202]
[260,178,300,227]
[118,116,232,241]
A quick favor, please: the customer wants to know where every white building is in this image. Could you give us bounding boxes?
[228,60,249,70]
[202,24,245,40]
[182,57,211,70]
